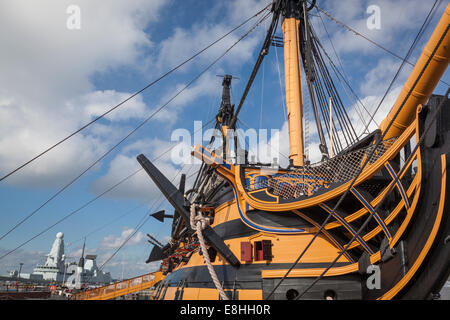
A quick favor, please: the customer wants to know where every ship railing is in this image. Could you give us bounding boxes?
[72,271,162,300]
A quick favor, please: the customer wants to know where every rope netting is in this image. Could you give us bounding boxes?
[244,136,398,199]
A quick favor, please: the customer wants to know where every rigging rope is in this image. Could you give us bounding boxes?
[190,204,229,300]
[0,117,213,259]
[314,8,373,132]
[299,13,360,154]
[95,166,191,275]
[83,164,199,285]
[265,21,449,299]
[359,0,441,136]
[0,11,270,242]
[311,15,374,134]
[307,0,449,86]
[295,87,449,300]
[274,44,288,123]
[0,3,272,183]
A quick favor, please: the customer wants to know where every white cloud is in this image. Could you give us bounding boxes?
[0,0,271,190]
[151,72,223,125]
[75,90,150,122]
[153,0,271,74]
[100,226,144,250]
[0,0,169,188]
[0,0,166,102]
[350,86,403,136]
[0,247,46,275]
[316,0,434,55]
[359,58,404,96]
[89,137,185,201]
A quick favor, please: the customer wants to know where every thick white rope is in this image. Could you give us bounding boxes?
[190,204,229,300]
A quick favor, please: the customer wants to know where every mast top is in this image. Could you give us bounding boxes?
[281,0,315,19]
[78,237,86,268]
[216,74,235,127]
[282,0,302,19]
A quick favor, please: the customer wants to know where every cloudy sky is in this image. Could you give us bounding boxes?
[0,0,448,279]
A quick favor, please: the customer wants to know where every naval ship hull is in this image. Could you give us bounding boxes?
[146,94,450,300]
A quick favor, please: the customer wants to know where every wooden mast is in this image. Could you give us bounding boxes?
[282,0,305,166]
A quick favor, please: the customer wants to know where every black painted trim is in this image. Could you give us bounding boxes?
[162,262,352,290]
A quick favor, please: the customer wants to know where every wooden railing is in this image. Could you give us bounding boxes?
[71,271,164,300]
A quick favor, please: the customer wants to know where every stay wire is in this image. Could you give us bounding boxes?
[265,23,449,300]
[0,11,269,242]
[95,165,186,275]
[307,0,449,86]
[0,168,142,261]
[311,19,373,132]
[0,2,272,183]
[314,9,373,131]
[359,0,440,137]
[0,117,215,260]
[95,165,201,279]
[295,87,449,300]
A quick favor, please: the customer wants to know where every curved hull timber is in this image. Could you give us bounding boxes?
[149,95,450,300]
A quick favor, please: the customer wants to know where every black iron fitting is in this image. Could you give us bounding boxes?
[282,0,302,19]
[216,74,234,126]
[281,0,315,19]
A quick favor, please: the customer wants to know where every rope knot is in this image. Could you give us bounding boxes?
[190,204,209,231]
[189,203,228,300]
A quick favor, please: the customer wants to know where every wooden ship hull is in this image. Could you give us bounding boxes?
[135,0,450,300]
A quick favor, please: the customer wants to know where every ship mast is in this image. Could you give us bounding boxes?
[282,0,305,166]
[78,237,86,269]
[229,0,356,162]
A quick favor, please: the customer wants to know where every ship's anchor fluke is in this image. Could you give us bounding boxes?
[137,154,240,267]
[150,210,174,223]
[145,233,166,263]
[146,245,165,264]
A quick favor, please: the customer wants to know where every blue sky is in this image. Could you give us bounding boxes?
[0,0,449,279]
